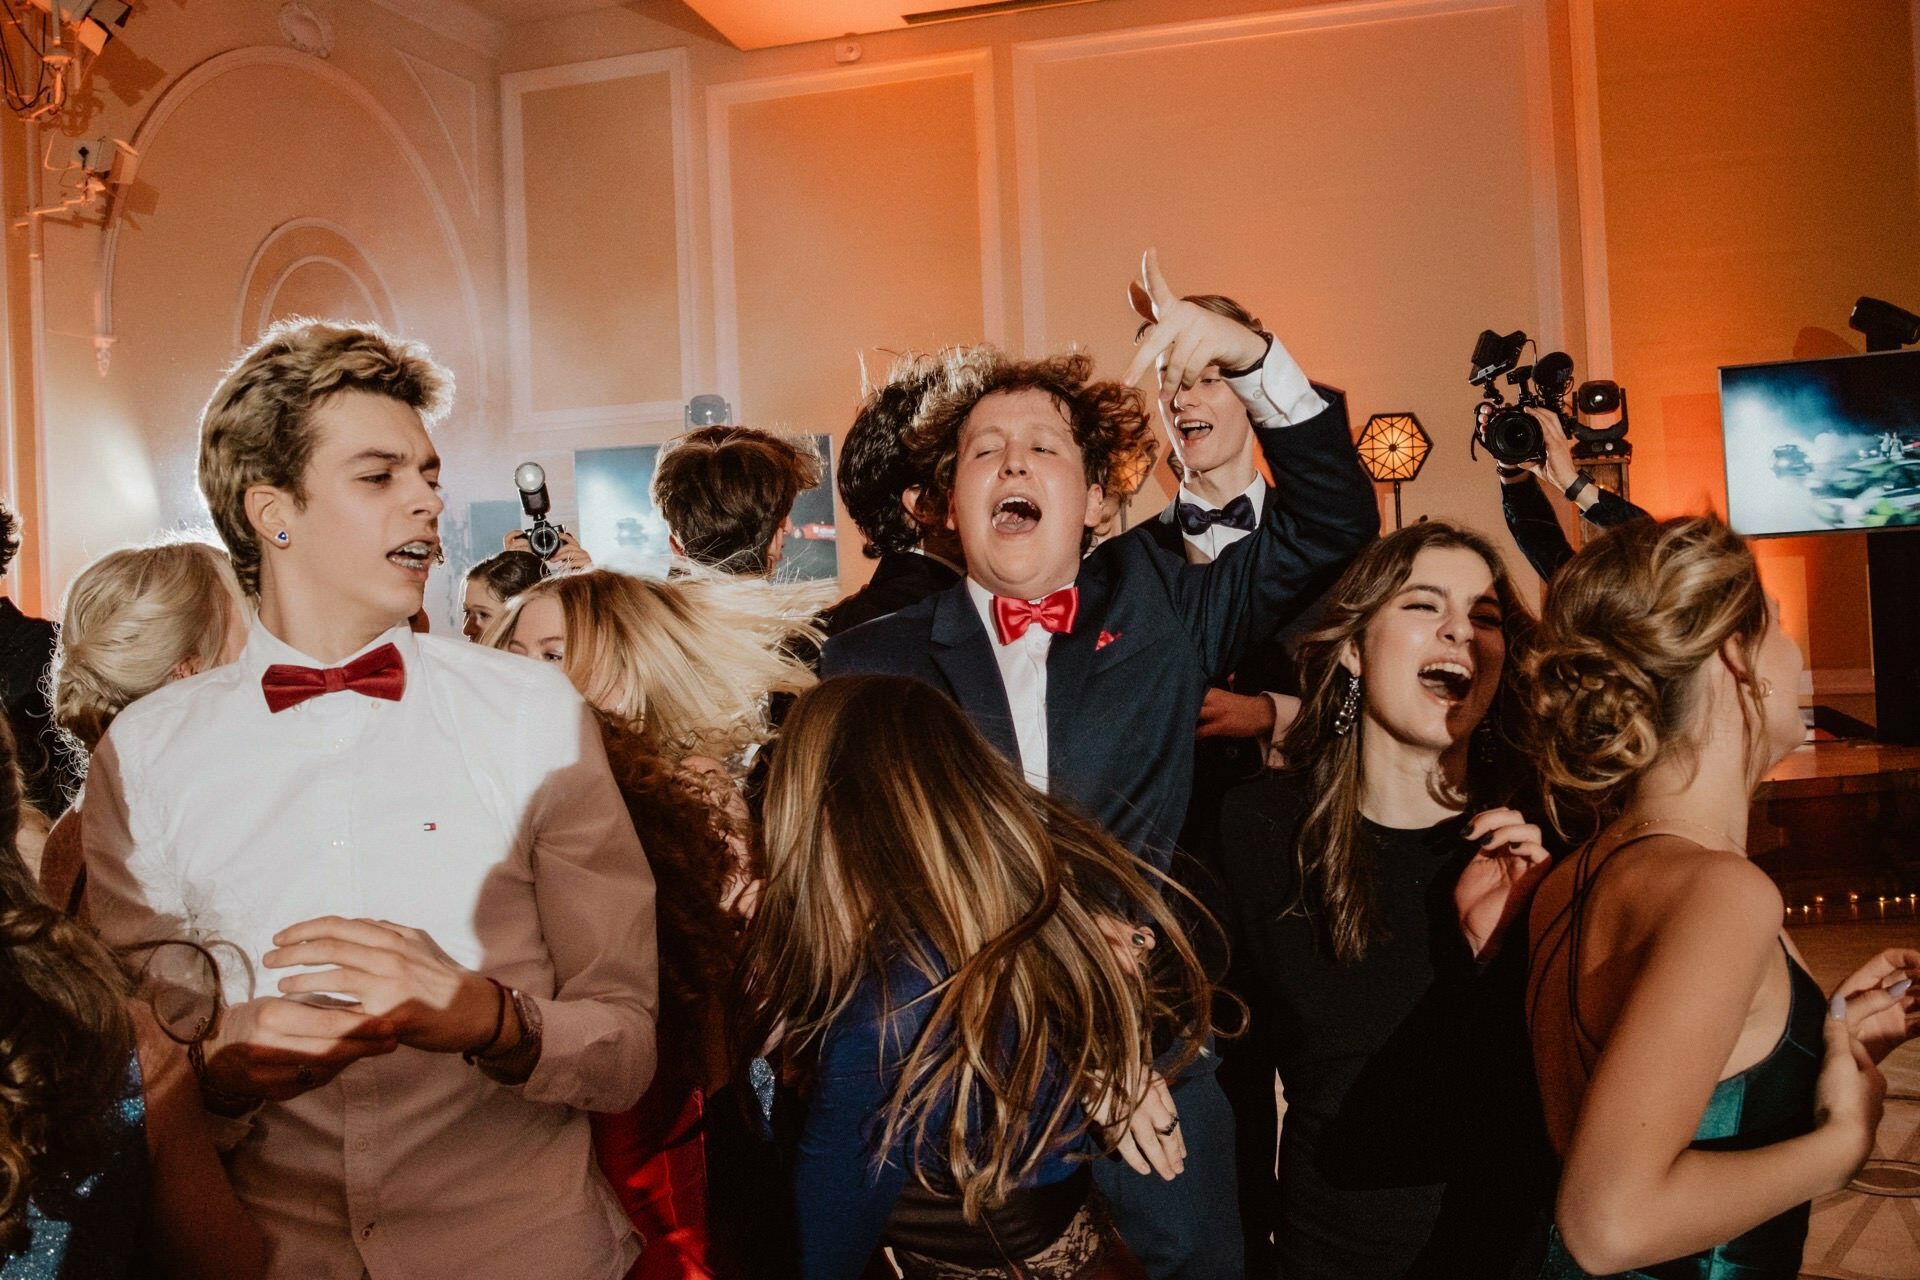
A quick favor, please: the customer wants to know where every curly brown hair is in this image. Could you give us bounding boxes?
[0,719,134,1255]
[903,348,1157,534]
[600,725,743,1074]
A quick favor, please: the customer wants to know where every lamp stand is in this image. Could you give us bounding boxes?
[1391,480,1405,530]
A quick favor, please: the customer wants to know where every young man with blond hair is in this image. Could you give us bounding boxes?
[83,319,658,1279]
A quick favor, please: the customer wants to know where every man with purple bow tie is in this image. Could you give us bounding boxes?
[82,319,657,1280]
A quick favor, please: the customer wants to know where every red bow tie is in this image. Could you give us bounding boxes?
[261,642,407,714]
[991,586,1079,645]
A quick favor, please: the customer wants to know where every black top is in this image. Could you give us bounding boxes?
[823,391,1378,871]
[820,551,963,639]
[0,598,75,818]
[1212,771,1551,1279]
[1499,477,1649,583]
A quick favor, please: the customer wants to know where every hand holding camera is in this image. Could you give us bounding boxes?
[1467,329,1628,467]
[510,462,591,574]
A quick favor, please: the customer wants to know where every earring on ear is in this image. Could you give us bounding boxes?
[1333,672,1363,737]
[1754,677,1773,700]
[274,530,289,544]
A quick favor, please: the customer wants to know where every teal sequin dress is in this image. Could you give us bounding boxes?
[1,1055,150,1279]
[1540,940,1825,1279]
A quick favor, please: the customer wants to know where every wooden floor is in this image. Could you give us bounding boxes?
[1790,918,1920,1280]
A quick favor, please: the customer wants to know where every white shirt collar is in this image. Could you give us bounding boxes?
[241,617,417,678]
[1176,471,1267,517]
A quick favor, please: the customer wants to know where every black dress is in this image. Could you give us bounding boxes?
[1212,771,1552,1279]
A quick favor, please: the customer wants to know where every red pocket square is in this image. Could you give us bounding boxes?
[1097,630,1122,650]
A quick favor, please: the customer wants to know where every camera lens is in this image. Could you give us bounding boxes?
[526,523,562,560]
[1481,407,1545,465]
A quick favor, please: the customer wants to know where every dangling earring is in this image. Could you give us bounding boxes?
[273,530,289,545]
[1333,671,1362,736]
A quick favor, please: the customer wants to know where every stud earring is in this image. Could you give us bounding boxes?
[1754,677,1773,700]
[274,531,289,544]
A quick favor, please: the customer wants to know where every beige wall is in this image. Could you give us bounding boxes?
[0,0,507,627]
[1587,0,1920,692]
[499,0,1585,600]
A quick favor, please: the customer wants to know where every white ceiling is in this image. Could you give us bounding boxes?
[454,0,624,24]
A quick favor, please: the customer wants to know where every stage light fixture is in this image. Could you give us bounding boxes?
[1849,296,1920,353]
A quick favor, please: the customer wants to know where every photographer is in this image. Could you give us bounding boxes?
[1497,407,1648,581]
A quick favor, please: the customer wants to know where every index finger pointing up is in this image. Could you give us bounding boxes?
[1141,247,1175,309]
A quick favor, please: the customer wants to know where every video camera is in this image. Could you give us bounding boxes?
[1468,329,1629,466]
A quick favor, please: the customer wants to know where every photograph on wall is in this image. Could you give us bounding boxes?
[576,435,838,581]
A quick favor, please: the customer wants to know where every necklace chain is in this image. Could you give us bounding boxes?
[1612,816,1748,856]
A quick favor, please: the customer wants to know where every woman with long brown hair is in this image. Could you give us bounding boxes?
[1208,519,1555,1277]
[735,675,1212,1280]
[1524,516,1914,1277]
[0,714,264,1278]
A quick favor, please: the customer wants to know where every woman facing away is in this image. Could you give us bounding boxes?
[491,568,819,1279]
[1525,515,1916,1278]
[39,541,249,915]
[735,675,1211,1280]
[0,715,266,1280]
[1207,520,1557,1278]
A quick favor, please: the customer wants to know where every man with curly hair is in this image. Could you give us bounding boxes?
[821,352,965,637]
[822,255,1377,1278]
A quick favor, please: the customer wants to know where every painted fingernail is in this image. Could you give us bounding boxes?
[1830,995,1849,1019]
[1890,978,1913,998]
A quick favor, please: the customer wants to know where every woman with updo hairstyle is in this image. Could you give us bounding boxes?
[1207,519,1556,1278]
[37,541,248,914]
[1524,515,1917,1278]
[492,567,818,1279]
[0,714,265,1278]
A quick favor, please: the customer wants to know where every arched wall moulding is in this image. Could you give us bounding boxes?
[235,218,402,347]
[93,45,485,384]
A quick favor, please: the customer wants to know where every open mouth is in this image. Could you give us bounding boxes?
[1176,417,1213,444]
[1417,660,1474,703]
[992,495,1042,535]
[387,539,440,572]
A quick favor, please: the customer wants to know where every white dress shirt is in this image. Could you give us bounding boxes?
[1177,473,1270,564]
[967,578,1054,790]
[84,621,656,1280]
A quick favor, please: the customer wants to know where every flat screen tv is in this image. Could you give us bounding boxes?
[1720,348,1920,536]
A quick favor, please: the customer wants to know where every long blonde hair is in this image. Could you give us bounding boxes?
[52,542,247,751]
[488,569,818,761]
[1277,522,1535,964]
[736,676,1212,1220]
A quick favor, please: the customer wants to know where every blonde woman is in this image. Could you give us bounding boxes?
[38,542,248,913]
[736,675,1210,1278]
[1526,516,1916,1277]
[491,567,819,1279]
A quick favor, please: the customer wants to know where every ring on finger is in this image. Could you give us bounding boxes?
[296,1064,317,1088]
[1156,1116,1180,1137]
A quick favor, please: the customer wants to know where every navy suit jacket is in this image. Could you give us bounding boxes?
[822,391,1376,870]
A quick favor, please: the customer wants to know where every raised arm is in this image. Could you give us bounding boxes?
[1125,252,1377,679]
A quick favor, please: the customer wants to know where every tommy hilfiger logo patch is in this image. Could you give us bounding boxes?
[1096,630,1122,651]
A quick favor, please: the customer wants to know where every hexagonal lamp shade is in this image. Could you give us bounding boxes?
[1356,412,1432,528]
